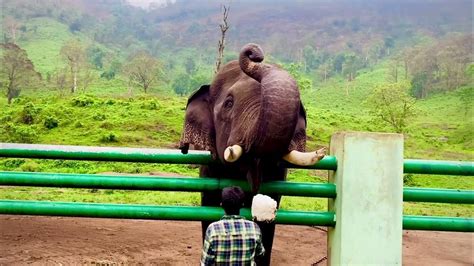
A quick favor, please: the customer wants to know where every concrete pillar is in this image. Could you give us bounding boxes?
[327,132,404,265]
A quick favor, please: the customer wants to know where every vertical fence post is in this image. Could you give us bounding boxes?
[328,132,404,265]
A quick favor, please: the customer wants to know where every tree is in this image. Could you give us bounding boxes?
[384,37,394,56]
[0,43,41,104]
[410,73,428,99]
[284,63,313,91]
[3,16,21,43]
[60,39,86,93]
[366,82,417,133]
[80,67,95,92]
[387,57,402,83]
[342,53,357,81]
[302,45,317,72]
[406,35,471,98]
[332,53,345,74]
[185,57,197,75]
[317,60,333,82]
[172,73,191,96]
[215,4,230,73]
[87,46,106,69]
[52,67,68,97]
[123,51,161,93]
[101,58,121,80]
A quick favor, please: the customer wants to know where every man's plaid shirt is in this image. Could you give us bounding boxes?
[201,215,265,265]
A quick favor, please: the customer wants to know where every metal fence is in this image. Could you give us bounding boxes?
[0,142,472,232]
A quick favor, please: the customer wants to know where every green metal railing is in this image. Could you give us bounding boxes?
[1,171,473,204]
[2,143,473,175]
[403,159,473,176]
[0,171,337,198]
[0,200,336,226]
[0,200,472,232]
[403,215,474,232]
[0,143,473,232]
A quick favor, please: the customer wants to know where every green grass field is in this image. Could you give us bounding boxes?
[1,78,472,217]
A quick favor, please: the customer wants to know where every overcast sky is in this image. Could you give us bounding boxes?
[126,0,176,8]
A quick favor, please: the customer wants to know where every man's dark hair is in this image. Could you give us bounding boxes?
[221,186,245,215]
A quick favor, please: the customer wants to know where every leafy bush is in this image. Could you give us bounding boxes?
[20,102,39,124]
[12,96,33,104]
[366,82,417,133]
[0,114,13,123]
[74,121,84,128]
[4,123,39,143]
[92,113,106,121]
[100,121,114,129]
[403,174,417,186]
[44,116,59,129]
[0,159,26,169]
[71,95,96,107]
[141,99,160,110]
[100,132,118,142]
[20,160,40,172]
[105,99,116,105]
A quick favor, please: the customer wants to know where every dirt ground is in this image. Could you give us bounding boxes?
[0,215,472,265]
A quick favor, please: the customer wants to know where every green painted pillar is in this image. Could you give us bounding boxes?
[328,132,404,265]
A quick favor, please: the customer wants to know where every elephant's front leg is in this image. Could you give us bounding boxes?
[199,165,223,240]
[200,190,221,239]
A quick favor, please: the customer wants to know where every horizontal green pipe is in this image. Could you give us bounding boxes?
[0,171,337,198]
[0,200,336,226]
[404,159,473,176]
[404,187,474,204]
[1,200,472,232]
[4,172,474,204]
[403,215,474,232]
[0,143,337,170]
[2,143,473,175]
[0,143,214,164]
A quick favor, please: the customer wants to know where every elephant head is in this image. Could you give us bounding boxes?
[180,43,323,192]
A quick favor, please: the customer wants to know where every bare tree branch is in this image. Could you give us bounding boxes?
[215,4,230,73]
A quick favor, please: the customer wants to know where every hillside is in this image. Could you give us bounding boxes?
[0,0,472,217]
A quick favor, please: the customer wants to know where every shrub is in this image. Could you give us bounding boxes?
[71,95,96,107]
[0,114,13,123]
[0,158,26,169]
[100,132,118,142]
[44,116,59,129]
[20,160,40,172]
[141,100,160,110]
[20,102,39,124]
[5,124,39,143]
[74,121,84,128]
[12,96,33,104]
[92,113,106,121]
[403,174,417,186]
[100,121,113,129]
[105,99,116,105]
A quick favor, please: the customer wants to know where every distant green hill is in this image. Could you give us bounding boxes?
[18,18,74,75]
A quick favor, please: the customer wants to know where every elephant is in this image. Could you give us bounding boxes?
[179,43,325,265]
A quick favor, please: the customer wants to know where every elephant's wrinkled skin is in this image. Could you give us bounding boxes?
[179,43,319,265]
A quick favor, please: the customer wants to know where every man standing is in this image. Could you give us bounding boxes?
[201,186,265,265]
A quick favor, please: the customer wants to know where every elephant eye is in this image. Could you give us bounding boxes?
[224,98,233,109]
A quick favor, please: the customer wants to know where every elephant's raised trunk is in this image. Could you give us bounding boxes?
[239,44,301,157]
[239,43,265,82]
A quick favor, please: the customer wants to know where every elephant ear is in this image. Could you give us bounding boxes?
[288,103,307,152]
[179,85,216,156]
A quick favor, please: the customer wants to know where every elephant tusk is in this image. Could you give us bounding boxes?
[224,145,243,163]
[282,148,326,166]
